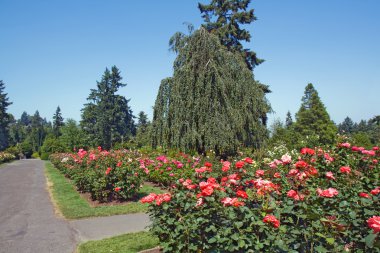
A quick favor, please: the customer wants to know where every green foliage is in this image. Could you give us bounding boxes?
[135,111,151,148]
[59,119,86,151]
[80,66,135,149]
[40,135,66,159]
[52,106,64,137]
[152,28,270,156]
[198,0,263,70]
[0,80,12,151]
[20,140,33,158]
[294,83,337,146]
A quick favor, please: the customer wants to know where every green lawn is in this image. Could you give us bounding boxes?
[44,161,163,219]
[77,231,159,253]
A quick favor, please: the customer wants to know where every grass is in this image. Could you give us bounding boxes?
[77,231,159,253]
[44,161,163,219]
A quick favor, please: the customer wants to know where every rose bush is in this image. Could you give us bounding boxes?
[50,147,145,202]
[0,152,16,164]
[144,143,380,252]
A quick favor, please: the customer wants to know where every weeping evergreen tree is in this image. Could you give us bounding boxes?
[152,28,270,156]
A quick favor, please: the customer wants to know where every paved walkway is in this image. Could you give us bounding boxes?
[0,160,151,253]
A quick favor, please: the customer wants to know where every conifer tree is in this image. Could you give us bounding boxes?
[0,80,12,150]
[52,106,64,137]
[338,116,354,134]
[198,0,263,70]
[294,83,337,145]
[81,66,135,149]
[152,28,270,156]
[285,111,293,128]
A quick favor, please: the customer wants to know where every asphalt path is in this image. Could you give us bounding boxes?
[0,160,77,253]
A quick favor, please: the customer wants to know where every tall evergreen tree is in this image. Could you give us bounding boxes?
[52,106,64,137]
[0,80,12,150]
[294,83,337,145]
[285,111,293,128]
[152,28,270,156]
[29,110,46,153]
[80,66,135,149]
[338,116,354,134]
[198,0,263,70]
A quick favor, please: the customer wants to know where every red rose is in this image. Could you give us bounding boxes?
[141,193,157,203]
[263,214,280,228]
[359,192,370,198]
[287,190,305,201]
[105,167,112,175]
[114,187,121,192]
[295,160,308,169]
[236,190,248,199]
[244,157,253,164]
[204,162,212,168]
[317,188,339,198]
[340,166,351,174]
[367,216,380,233]
[370,187,380,195]
[235,161,245,169]
[301,148,315,156]
[255,170,265,177]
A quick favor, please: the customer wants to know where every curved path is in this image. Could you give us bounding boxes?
[0,159,151,253]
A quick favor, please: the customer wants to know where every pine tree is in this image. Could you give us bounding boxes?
[0,80,12,150]
[285,111,293,128]
[30,110,46,153]
[80,66,135,149]
[338,116,354,134]
[294,83,337,146]
[135,111,151,147]
[152,28,270,156]
[198,0,263,70]
[52,106,64,137]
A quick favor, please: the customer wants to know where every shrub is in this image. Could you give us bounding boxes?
[0,152,16,164]
[50,147,146,202]
[144,143,380,252]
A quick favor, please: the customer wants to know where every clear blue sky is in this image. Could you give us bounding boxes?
[1,0,379,126]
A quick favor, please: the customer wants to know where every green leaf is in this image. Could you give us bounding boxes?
[208,237,217,244]
[315,245,328,252]
[326,238,335,245]
[365,233,377,248]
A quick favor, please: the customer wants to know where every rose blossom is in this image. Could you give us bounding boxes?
[359,192,371,198]
[325,171,336,180]
[263,214,280,228]
[140,193,157,203]
[317,188,339,198]
[367,216,380,233]
[340,166,351,174]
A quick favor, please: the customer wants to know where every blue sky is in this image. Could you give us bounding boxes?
[1,0,379,126]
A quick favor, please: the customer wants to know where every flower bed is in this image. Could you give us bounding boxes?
[0,152,16,164]
[50,147,145,202]
[143,144,380,252]
[49,148,203,202]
